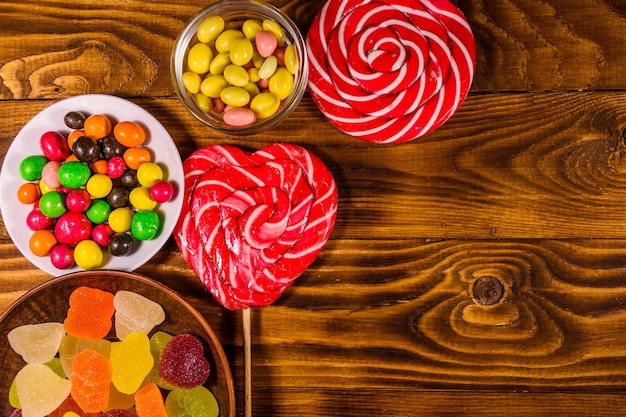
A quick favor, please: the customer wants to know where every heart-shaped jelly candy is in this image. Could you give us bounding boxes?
[158,334,210,389]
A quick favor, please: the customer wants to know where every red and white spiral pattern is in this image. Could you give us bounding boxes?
[306,0,476,143]
[174,144,338,310]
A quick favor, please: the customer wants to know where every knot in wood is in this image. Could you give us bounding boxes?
[472,276,504,306]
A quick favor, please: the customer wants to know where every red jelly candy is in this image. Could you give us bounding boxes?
[103,410,138,417]
[158,334,210,389]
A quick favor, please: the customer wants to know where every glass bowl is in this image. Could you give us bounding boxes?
[171,0,309,134]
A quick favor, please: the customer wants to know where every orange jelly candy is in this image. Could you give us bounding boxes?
[135,382,167,417]
[64,286,115,339]
[70,349,112,413]
[47,394,100,417]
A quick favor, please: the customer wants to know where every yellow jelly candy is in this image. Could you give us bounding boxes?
[242,19,263,40]
[284,43,299,75]
[250,92,281,119]
[230,38,254,66]
[220,86,250,107]
[110,332,153,395]
[215,29,244,53]
[223,64,249,87]
[182,71,202,94]
[201,74,229,98]
[193,92,212,113]
[269,67,294,100]
[263,19,285,47]
[209,51,231,75]
[258,55,278,79]
[188,42,213,74]
[242,81,261,99]
[197,15,225,43]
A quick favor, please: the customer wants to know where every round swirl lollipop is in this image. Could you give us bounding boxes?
[174,143,338,311]
[307,0,476,143]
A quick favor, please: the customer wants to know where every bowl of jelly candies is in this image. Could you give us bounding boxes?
[171,0,309,134]
[0,270,236,417]
[0,94,184,276]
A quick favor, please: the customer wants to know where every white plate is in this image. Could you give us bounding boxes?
[0,94,184,276]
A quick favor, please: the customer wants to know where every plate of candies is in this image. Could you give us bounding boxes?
[0,94,184,275]
[0,270,236,416]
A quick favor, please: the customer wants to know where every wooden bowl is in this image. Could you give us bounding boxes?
[0,270,235,416]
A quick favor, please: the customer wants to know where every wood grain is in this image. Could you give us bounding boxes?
[2,0,626,416]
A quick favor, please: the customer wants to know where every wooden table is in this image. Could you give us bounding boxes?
[2,0,626,415]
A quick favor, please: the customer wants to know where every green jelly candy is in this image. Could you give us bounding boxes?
[58,161,91,188]
[131,210,160,241]
[149,331,177,390]
[9,377,19,408]
[165,386,219,417]
[19,155,48,181]
[86,199,111,224]
[39,191,67,218]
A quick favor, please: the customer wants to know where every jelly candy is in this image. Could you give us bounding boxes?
[110,332,153,394]
[158,334,210,389]
[8,322,65,364]
[165,386,219,417]
[9,358,66,410]
[106,383,136,411]
[113,290,165,340]
[70,349,112,412]
[64,287,115,339]
[134,382,167,417]
[10,409,22,417]
[58,334,111,377]
[148,332,176,390]
[47,395,100,417]
[15,363,71,417]
[103,410,137,417]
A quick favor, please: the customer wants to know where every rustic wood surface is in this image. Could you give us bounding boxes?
[2,0,626,415]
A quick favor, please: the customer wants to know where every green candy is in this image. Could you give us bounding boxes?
[165,386,219,417]
[58,161,91,189]
[19,155,48,181]
[39,191,66,218]
[131,210,160,241]
[86,200,111,224]
[149,331,177,390]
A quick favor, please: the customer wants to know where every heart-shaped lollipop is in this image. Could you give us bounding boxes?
[174,144,338,310]
[307,0,476,143]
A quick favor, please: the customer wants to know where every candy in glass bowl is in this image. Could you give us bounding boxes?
[171,0,309,134]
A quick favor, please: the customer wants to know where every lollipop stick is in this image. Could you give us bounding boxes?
[243,307,252,417]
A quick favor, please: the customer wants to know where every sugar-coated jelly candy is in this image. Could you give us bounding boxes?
[64,286,115,339]
[110,332,153,394]
[148,332,176,390]
[15,363,71,417]
[70,349,112,413]
[165,386,219,417]
[58,334,111,377]
[159,334,210,389]
[135,382,167,417]
[86,173,113,199]
[8,322,65,364]
[113,290,165,340]
[39,393,94,417]
[106,383,136,412]
[103,410,137,417]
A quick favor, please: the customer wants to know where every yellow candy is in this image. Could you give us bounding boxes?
[39,178,56,194]
[197,15,225,43]
[220,86,250,107]
[223,64,249,87]
[129,187,157,211]
[284,44,299,75]
[74,240,103,270]
[108,207,134,233]
[248,67,260,83]
[193,92,212,113]
[251,49,265,68]
[137,162,163,187]
[182,71,202,94]
[187,43,213,74]
[110,332,153,395]
[230,38,254,66]
[215,29,244,53]
[258,55,278,79]
[250,92,281,119]
[263,19,285,47]
[201,74,229,98]
[86,174,112,199]
[269,67,294,100]
[209,51,231,75]
[242,19,263,40]
[242,81,260,98]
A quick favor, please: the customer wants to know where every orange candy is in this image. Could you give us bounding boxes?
[84,114,112,140]
[123,147,151,170]
[135,382,167,417]
[29,229,57,257]
[70,349,112,413]
[64,286,115,340]
[90,159,108,175]
[67,129,87,149]
[17,183,41,204]
[114,121,146,148]
[46,395,101,417]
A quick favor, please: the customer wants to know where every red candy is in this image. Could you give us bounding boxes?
[173,144,338,310]
[54,212,92,245]
[40,131,71,161]
[306,0,476,143]
[158,334,210,389]
[65,189,92,212]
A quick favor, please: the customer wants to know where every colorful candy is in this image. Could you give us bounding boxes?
[70,349,112,413]
[15,112,176,270]
[64,286,115,340]
[113,290,165,340]
[173,143,338,310]
[181,14,300,126]
[8,323,65,364]
[15,363,71,417]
